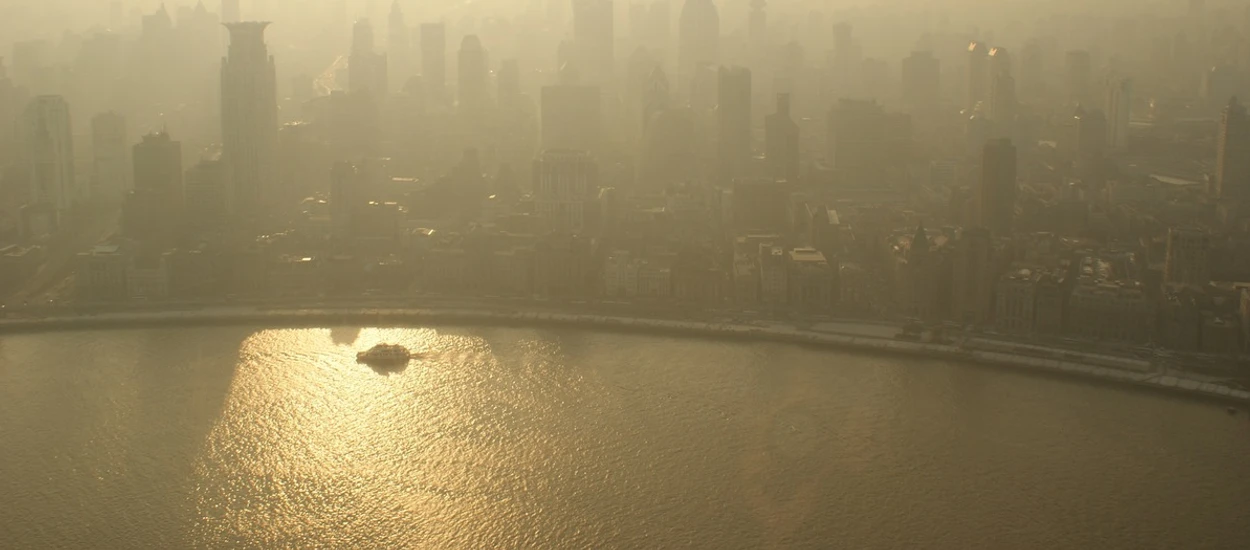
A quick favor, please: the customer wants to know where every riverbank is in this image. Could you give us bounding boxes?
[3,306,1247,403]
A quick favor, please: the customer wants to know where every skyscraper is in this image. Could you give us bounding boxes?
[987,48,1015,136]
[349,19,389,96]
[1216,97,1250,200]
[901,50,939,108]
[678,0,719,73]
[1074,107,1107,186]
[133,132,183,198]
[967,41,988,110]
[572,0,614,85]
[23,95,77,224]
[420,23,446,103]
[717,66,752,182]
[765,93,798,183]
[457,35,490,112]
[1065,50,1092,106]
[221,22,278,216]
[1104,76,1132,149]
[979,138,1017,235]
[91,112,129,202]
[533,150,599,234]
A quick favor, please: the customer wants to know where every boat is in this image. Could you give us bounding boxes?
[356,343,413,367]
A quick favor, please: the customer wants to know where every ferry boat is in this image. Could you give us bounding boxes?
[356,344,413,367]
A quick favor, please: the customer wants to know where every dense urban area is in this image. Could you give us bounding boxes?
[2,0,1250,374]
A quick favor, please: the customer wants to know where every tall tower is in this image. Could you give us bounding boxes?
[1216,97,1250,200]
[1105,76,1132,149]
[420,23,446,103]
[678,0,720,73]
[349,19,389,96]
[765,93,799,183]
[457,35,490,113]
[987,47,1015,136]
[979,138,1017,235]
[221,22,278,217]
[967,41,989,111]
[717,65,752,182]
[22,95,77,223]
[133,132,183,198]
[572,0,614,85]
[91,112,129,202]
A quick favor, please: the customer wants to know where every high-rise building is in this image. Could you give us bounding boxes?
[349,19,389,96]
[125,132,184,241]
[1074,106,1107,186]
[533,150,599,234]
[572,0,614,85]
[678,0,719,73]
[1164,228,1211,286]
[221,22,279,216]
[827,99,912,185]
[91,112,129,202]
[419,24,446,103]
[1065,50,1092,106]
[22,95,77,223]
[979,138,1017,235]
[457,35,490,112]
[717,66,752,182]
[541,76,602,152]
[330,161,361,241]
[901,50,939,108]
[765,93,799,183]
[1216,97,1250,200]
[967,41,989,110]
[1104,76,1132,149]
[987,47,1015,135]
[133,132,183,198]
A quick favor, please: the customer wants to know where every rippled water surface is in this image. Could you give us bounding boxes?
[1,326,1248,549]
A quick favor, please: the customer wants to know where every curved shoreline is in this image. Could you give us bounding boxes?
[3,307,1248,404]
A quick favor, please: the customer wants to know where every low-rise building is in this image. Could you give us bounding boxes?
[995,266,1039,334]
[76,244,129,301]
[787,248,834,311]
[1068,280,1154,343]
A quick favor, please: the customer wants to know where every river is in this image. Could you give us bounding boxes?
[1,326,1247,549]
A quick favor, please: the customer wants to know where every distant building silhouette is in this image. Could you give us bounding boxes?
[22,95,76,228]
[1104,76,1132,149]
[765,93,799,183]
[221,22,278,217]
[349,19,389,98]
[1216,97,1250,200]
[457,35,490,113]
[717,66,752,182]
[388,1,411,87]
[979,138,1017,235]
